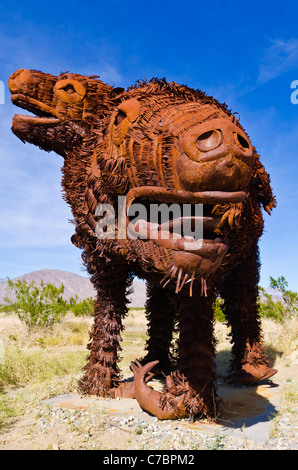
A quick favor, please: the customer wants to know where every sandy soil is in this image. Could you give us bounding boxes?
[0,312,297,450]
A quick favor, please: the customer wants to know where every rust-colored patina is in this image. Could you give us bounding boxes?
[9,69,277,420]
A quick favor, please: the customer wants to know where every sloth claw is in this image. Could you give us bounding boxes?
[224,365,277,385]
[130,361,188,419]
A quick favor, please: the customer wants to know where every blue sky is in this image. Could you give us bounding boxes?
[0,0,298,290]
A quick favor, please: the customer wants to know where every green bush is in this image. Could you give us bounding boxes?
[0,344,87,390]
[258,276,298,323]
[0,305,12,313]
[213,297,226,322]
[212,276,298,324]
[4,279,70,329]
[70,297,94,317]
[258,287,285,322]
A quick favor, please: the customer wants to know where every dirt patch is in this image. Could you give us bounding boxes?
[0,311,297,450]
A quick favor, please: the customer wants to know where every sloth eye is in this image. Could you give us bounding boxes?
[235,133,250,149]
[196,129,223,152]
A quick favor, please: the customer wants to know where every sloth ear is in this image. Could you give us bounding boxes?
[251,150,277,215]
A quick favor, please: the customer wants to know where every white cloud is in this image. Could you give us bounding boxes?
[258,38,298,84]
[204,38,298,104]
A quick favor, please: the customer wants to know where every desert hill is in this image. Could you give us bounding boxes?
[0,269,147,307]
[0,268,282,308]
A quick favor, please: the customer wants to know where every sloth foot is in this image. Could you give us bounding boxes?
[116,360,216,421]
[224,363,277,385]
[130,360,201,420]
[112,360,163,399]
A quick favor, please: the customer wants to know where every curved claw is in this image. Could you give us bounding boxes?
[130,360,188,420]
[166,374,175,389]
[261,368,278,380]
[130,359,159,377]
[224,365,278,385]
[113,361,158,399]
[138,357,174,376]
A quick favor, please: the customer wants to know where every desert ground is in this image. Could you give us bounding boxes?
[0,308,297,450]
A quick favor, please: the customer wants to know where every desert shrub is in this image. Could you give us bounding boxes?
[258,287,285,322]
[0,305,12,313]
[71,297,94,316]
[213,297,225,322]
[258,276,298,323]
[4,279,70,329]
[0,393,18,427]
[0,344,87,389]
[211,276,298,324]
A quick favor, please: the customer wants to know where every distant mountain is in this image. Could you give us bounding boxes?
[0,269,147,307]
[0,268,282,308]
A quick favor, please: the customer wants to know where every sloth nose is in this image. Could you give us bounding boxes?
[182,119,252,164]
[177,119,253,192]
[8,69,25,93]
[8,69,36,94]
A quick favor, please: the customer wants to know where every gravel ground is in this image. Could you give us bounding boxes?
[27,403,298,450]
[0,312,297,451]
[1,383,297,451]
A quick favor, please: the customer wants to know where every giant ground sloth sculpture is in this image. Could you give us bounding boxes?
[9,69,277,420]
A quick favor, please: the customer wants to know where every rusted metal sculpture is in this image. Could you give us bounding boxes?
[9,69,277,420]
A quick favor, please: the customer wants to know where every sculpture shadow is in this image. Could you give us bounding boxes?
[132,348,279,428]
[216,381,278,430]
[215,348,279,429]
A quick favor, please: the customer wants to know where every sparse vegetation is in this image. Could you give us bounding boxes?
[258,276,298,322]
[70,297,94,317]
[2,279,95,332]
[4,279,70,329]
[205,432,226,450]
[213,297,225,322]
[0,280,297,448]
[213,276,298,324]
[0,343,87,390]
